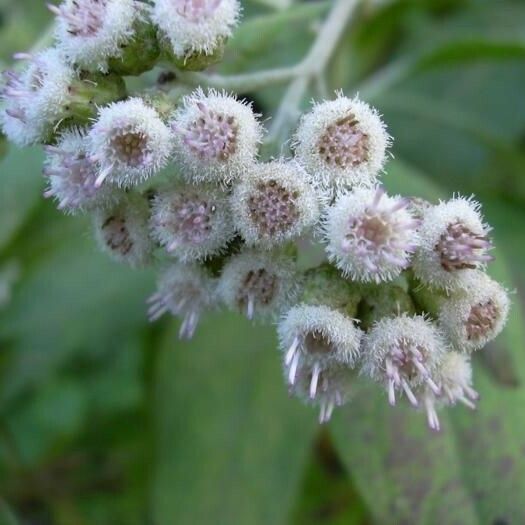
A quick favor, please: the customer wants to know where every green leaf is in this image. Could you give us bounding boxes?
[0,500,18,525]
[0,209,155,405]
[152,313,319,525]
[0,147,44,251]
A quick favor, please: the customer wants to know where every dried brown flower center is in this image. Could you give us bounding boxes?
[466,300,497,340]
[318,114,369,169]
[102,215,133,255]
[248,180,300,237]
[110,131,149,167]
[237,268,278,308]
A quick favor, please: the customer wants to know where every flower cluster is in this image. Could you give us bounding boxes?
[1,0,510,432]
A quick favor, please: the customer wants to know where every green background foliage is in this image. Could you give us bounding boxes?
[1,0,525,523]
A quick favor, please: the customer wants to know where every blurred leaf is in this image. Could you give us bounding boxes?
[353,2,525,202]
[0,207,155,405]
[291,432,370,525]
[0,500,18,525]
[0,147,44,251]
[152,314,319,525]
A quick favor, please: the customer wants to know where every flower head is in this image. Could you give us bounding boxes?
[43,127,115,213]
[150,183,235,261]
[152,0,240,59]
[419,352,478,431]
[93,192,153,267]
[217,249,299,320]
[1,48,74,146]
[88,98,173,188]
[413,196,493,291]
[171,89,262,184]
[49,0,143,72]
[231,161,320,247]
[294,94,390,190]
[324,187,419,283]
[362,315,446,407]
[147,262,217,339]
[278,305,363,398]
[437,271,510,352]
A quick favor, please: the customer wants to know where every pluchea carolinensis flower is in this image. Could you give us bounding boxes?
[437,271,510,353]
[217,249,299,321]
[88,98,173,188]
[1,48,74,146]
[152,0,240,60]
[419,352,478,431]
[287,362,355,423]
[294,94,390,191]
[43,128,115,213]
[147,262,216,339]
[324,187,419,283]
[362,315,446,407]
[93,192,153,267]
[171,89,262,184]
[278,304,363,397]
[150,183,235,261]
[49,0,144,72]
[231,161,320,247]
[412,196,493,291]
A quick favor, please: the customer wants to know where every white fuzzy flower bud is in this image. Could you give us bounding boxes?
[287,362,355,424]
[150,183,235,261]
[419,352,478,432]
[147,262,217,339]
[231,161,320,247]
[43,128,115,213]
[171,89,262,184]
[88,98,173,188]
[294,94,390,190]
[412,196,493,291]
[324,187,419,283]
[48,0,145,72]
[152,0,240,60]
[362,315,446,407]
[217,249,299,321]
[278,305,363,411]
[437,271,510,352]
[93,192,153,267]
[1,49,74,146]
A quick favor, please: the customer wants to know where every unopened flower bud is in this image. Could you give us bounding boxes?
[325,187,419,283]
[294,94,390,190]
[300,264,361,317]
[153,0,240,67]
[93,192,153,267]
[413,196,493,291]
[49,0,158,74]
[150,182,235,261]
[171,89,262,185]
[217,249,299,321]
[147,262,217,339]
[231,161,320,247]
[43,128,116,213]
[88,97,173,188]
[362,315,446,407]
